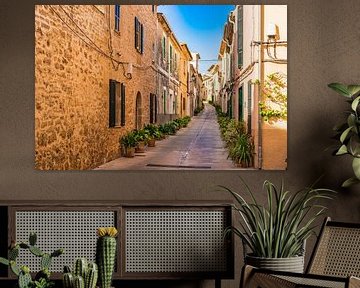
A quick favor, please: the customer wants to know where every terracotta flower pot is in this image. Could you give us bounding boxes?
[124,147,135,158]
[135,141,145,153]
[147,139,156,147]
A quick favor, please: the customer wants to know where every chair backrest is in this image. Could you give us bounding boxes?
[307,217,360,278]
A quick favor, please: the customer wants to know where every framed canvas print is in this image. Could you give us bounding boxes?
[34,4,287,170]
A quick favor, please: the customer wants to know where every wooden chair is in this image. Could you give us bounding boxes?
[241,217,360,288]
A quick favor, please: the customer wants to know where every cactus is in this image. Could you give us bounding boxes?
[0,233,63,288]
[63,259,98,288]
[74,258,87,279]
[9,246,19,260]
[41,253,52,270]
[74,275,85,288]
[63,272,74,288]
[29,232,37,246]
[85,263,98,288]
[96,227,118,288]
[18,270,32,288]
[29,245,44,257]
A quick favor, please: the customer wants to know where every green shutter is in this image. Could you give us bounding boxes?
[238,6,243,68]
[109,80,116,127]
[239,86,243,121]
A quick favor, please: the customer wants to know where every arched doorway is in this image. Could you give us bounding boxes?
[135,92,142,130]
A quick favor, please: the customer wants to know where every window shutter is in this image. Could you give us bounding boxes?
[154,95,157,123]
[238,6,243,68]
[134,17,138,50]
[109,80,116,127]
[150,94,154,124]
[140,24,144,54]
[121,83,126,126]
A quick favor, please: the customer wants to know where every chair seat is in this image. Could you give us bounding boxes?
[243,265,360,288]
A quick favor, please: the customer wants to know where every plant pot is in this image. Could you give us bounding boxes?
[245,254,304,273]
[135,141,145,153]
[148,139,156,147]
[124,147,135,158]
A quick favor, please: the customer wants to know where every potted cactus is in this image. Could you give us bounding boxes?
[0,232,63,288]
[96,227,118,288]
[63,258,98,288]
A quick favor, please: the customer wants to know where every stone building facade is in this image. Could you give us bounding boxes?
[215,5,287,170]
[156,13,183,123]
[35,5,158,170]
[179,44,192,117]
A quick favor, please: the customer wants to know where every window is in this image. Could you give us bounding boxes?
[150,93,157,124]
[114,5,120,32]
[134,17,144,54]
[238,86,243,121]
[169,45,173,72]
[247,81,252,132]
[237,5,243,68]
[109,80,125,127]
[162,36,166,60]
[163,89,167,114]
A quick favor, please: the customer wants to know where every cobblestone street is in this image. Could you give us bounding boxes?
[95,103,236,170]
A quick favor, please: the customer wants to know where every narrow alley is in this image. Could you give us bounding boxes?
[95,104,235,170]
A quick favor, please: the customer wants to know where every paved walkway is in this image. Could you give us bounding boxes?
[95,103,236,170]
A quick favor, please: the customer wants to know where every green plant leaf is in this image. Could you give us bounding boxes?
[0,257,9,266]
[336,144,348,155]
[347,114,356,128]
[348,135,360,157]
[352,157,360,180]
[328,83,352,98]
[351,96,360,111]
[342,177,360,188]
[340,127,352,143]
[347,85,360,97]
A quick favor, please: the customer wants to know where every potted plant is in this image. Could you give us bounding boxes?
[134,129,149,153]
[328,83,360,187]
[144,124,161,147]
[228,134,254,167]
[120,131,137,158]
[222,179,334,273]
[0,232,63,288]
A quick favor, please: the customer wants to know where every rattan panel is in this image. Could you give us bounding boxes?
[277,275,345,288]
[310,226,360,277]
[125,210,227,273]
[15,211,115,272]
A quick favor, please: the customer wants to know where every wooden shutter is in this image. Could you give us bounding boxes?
[150,94,154,124]
[121,83,126,126]
[109,80,116,127]
[140,24,144,54]
[154,95,157,123]
[237,6,243,68]
[135,17,138,50]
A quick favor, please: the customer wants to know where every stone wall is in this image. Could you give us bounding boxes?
[35,5,157,170]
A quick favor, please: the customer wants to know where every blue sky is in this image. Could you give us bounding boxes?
[157,5,235,74]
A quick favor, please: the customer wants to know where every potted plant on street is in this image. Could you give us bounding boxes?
[134,129,149,153]
[120,131,137,158]
[222,179,335,273]
[144,124,161,147]
[328,83,360,187]
[228,134,254,167]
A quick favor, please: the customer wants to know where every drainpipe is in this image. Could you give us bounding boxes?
[257,5,264,169]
